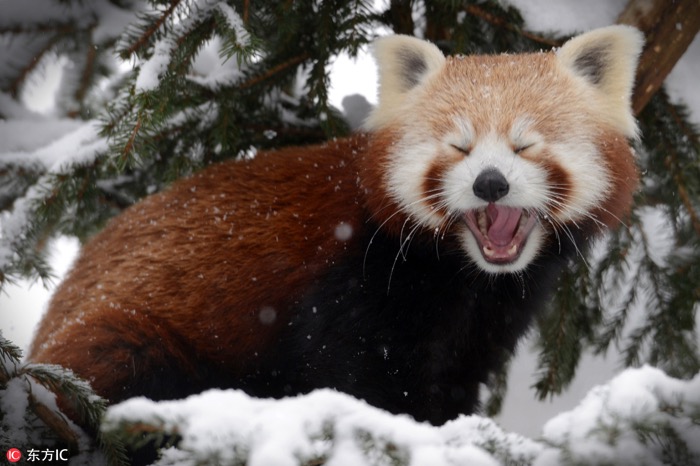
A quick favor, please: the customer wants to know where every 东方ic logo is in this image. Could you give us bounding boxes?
[6,448,70,463]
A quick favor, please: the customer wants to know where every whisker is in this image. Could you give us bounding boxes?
[536,207,592,270]
[387,220,424,293]
[398,216,413,260]
[363,189,451,277]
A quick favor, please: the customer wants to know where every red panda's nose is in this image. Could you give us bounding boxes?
[473,168,509,202]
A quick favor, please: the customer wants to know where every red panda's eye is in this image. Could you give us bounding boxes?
[514,144,533,154]
[451,144,471,156]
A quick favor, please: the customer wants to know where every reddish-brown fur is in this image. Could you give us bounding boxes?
[591,130,639,229]
[29,135,385,400]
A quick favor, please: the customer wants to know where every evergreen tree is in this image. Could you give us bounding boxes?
[1,0,698,463]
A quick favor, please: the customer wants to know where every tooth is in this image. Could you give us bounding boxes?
[483,246,495,257]
[518,210,529,229]
[508,243,518,255]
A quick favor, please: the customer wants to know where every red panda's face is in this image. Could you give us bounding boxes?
[365,28,642,274]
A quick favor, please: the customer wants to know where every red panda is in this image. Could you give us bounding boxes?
[29,26,642,427]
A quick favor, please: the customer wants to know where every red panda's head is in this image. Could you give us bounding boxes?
[364,26,643,274]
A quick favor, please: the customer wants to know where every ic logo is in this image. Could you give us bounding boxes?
[6,448,21,463]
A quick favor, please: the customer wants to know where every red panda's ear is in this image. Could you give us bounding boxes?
[364,35,445,130]
[556,25,644,138]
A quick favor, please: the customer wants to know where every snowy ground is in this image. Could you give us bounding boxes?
[1,0,699,443]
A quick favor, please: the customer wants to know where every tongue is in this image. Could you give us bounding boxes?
[486,204,522,246]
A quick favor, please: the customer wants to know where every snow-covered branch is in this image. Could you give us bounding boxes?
[101,366,700,466]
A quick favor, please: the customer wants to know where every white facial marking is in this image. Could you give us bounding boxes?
[510,116,543,150]
[386,137,445,230]
[387,112,612,274]
[547,139,611,223]
[444,118,475,152]
[442,131,550,213]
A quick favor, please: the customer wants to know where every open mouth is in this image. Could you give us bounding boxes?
[465,204,538,264]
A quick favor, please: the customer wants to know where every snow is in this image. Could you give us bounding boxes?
[92,1,146,44]
[637,206,675,267]
[509,0,629,32]
[0,378,29,445]
[215,3,250,47]
[104,388,522,466]
[0,118,86,155]
[136,39,173,91]
[334,222,354,241]
[0,119,105,183]
[187,37,246,88]
[328,48,380,114]
[539,366,700,465]
[103,366,700,465]
[136,0,250,92]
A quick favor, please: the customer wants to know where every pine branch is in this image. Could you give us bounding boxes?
[121,114,143,166]
[663,103,700,237]
[388,0,415,35]
[0,338,78,452]
[120,0,184,59]
[242,0,250,24]
[68,28,98,118]
[592,241,642,356]
[239,53,310,90]
[483,352,511,417]
[26,392,80,452]
[532,260,598,399]
[463,3,562,48]
[0,335,23,382]
[5,37,59,98]
[0,23,78,35]
[1,336,129,464]
[1,12,99,99]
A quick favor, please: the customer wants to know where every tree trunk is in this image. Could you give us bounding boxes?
[617,0,700,114]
